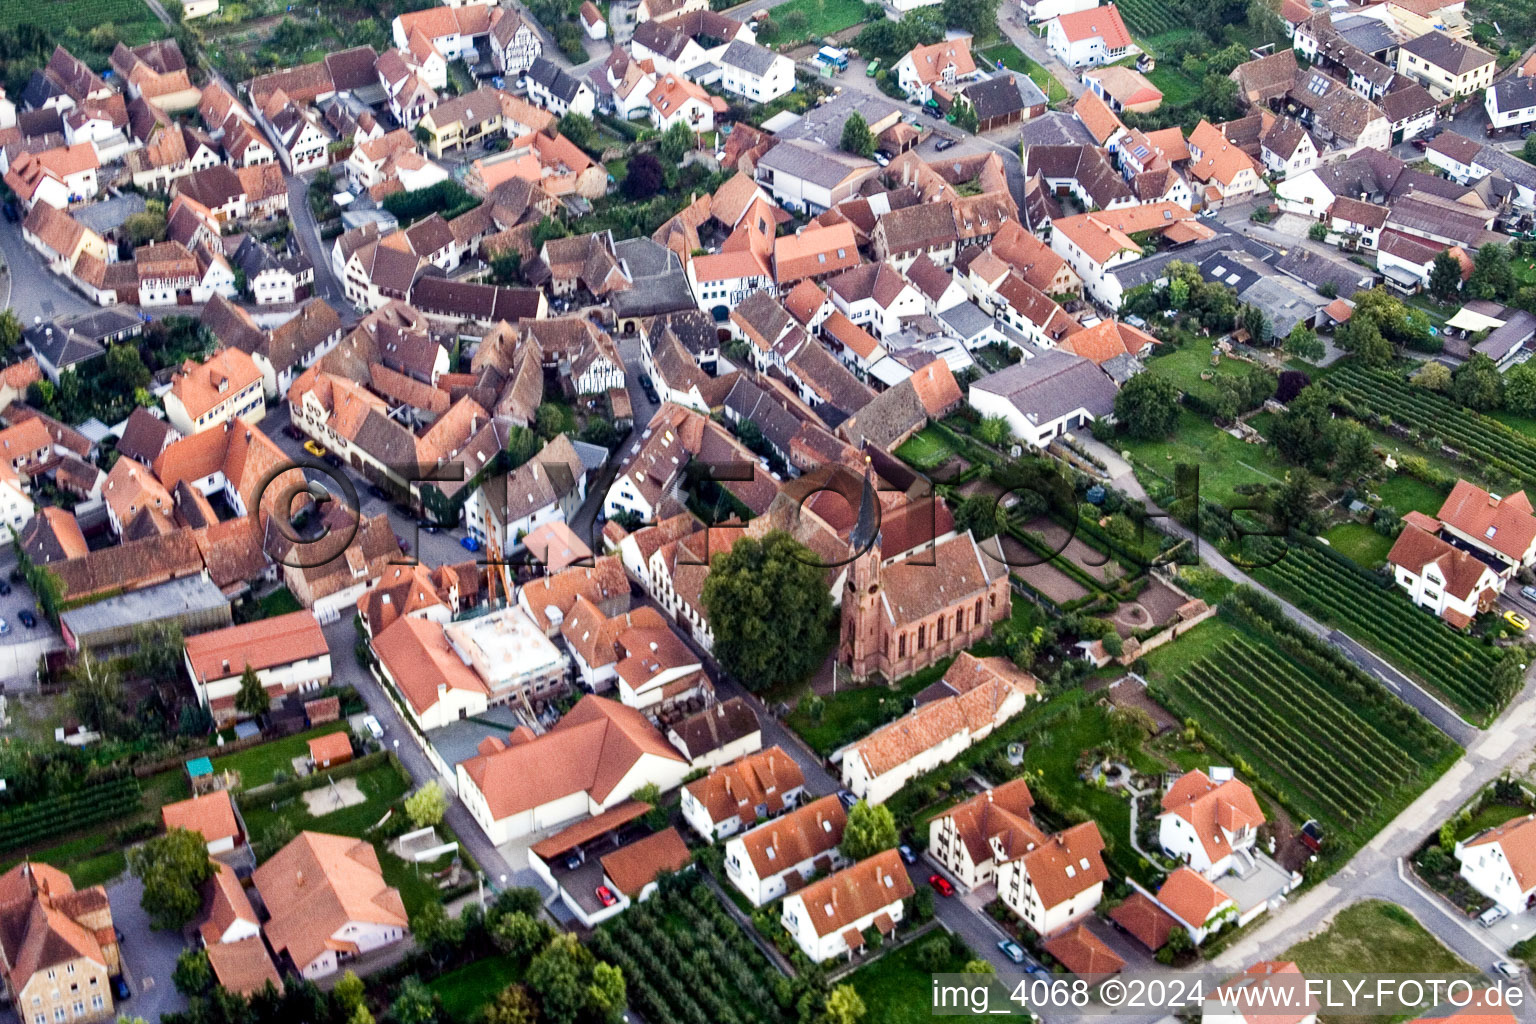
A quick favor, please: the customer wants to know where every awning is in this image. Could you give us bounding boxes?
[1445,307,1508,332]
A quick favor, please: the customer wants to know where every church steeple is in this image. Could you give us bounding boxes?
[849,466,877,554]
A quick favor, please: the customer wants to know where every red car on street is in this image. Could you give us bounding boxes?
[928,874,954,897]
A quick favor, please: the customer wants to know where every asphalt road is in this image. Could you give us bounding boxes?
[107,875,190,1022]
[0,214,92,325]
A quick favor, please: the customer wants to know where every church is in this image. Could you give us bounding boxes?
[838,476,1011,682]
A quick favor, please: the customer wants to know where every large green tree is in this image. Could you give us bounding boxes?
[701,531,834,691]
[1468,242,1514,301]
[1504,361,1536,416]
[1428,249,1463,301]
[525,934,625,1024]
[840,113,874,157]
[1451,353,1503,411]
[1113,372,1180,439]
[68,653,125,738]
[942,0,1000,38]
[953,494,1007,540]
[1284,323,1323,362]
[660,120,694,163]
[841,800,898,860]
[235,664,270,717]
[128,828,217,930]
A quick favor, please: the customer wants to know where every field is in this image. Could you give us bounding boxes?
[1319,522,1393,569]
[1282,901,1471,1024]
[1143,596,1459,866]
[1144,65,1201,106]
[1329,364,1536,493]
[894,426,956,471]
[977,44,1069,104]
[1117,0,1181,38]
[591,883,794,1024]
[1246,538,1510,722]
[0,0,163,41]
[211,722,352,789]
[1119,409,1289,508]
[766,0,866,47]
[844,934,975,1024]
[429,954,524,1022]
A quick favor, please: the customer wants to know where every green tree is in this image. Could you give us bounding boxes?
[531,215,569,251]
[1468,242,1514,301]
[1429,249,1464,301]
[68,653,125,737]
[1452,353,1503,411]
[840,113,875,157]
[234,664,270,718]
[131,622,185,682]
[389,977,438,1024]
[954,494,1007,540]
[973,414,1013,447]
[660,120,694,163]
[952,102,979,133]
[586,963,626,1024]
[1307,221,1328,241]
[1155,925,1193,964]
[963,958,996,975]
[333,972,365,1013]
[701,531,835,691]
[840,800,898,860]
[535,403,567,440]
[1411,361,1452,392]
[1284,323,1323,362]
[557,112,595,149]
[127,828,217,930]
[1336,313,1392,366]
[491,911,552,959]
[1328,420,1377,482]
[631,782,669,831]
[1113,372,1180,439]
[490,248,523,286]
[1241,304,1270,345]
[173,949,214,997]
[942,0,1000,35]
[347,1004,375,1024]
[823,985,867,1024]
[412,901,465,963]
[525,934,623,1024]
[505,425,541,469]
[1270,472,1315,533]
[405,781,447,828]
[1524,135,1536,165]
[483,985,539,1024]
[0,310,20,357]
[1504,361,1536,416]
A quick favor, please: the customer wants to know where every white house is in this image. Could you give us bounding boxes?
[1157,770,1265,879]
[780,850,914,962]
[490,9,543,76]
[1154,866,1237,945]
[967,351,1118,450]
[1047,4,1134,68]
[927,778,1038,891]
[1022,0,1096,22]
[687,251,773,321]
[161,792,244,857]
[1487,77,1536,133]
[893,37,978,103]
[647,74,717,133]
[580,1,608,39]
[526,57,597,118]
[371,615,491,730]
[254,832,408,979]
[994,821,1109,937]
[826,261,926,340]
[1456,813,1536,915]
[455,696,691,844]
[717,41,795,104]
[1387,519,1504,629]
[723,794,847,906]
[183,611,332,725]
[680,746,805,842]
[841,653,1037,805]
[202,861,261,943]
[466,433,589,551]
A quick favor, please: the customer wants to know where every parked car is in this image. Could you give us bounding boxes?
[303,439,327,458]
[1504,610,1529,632]
[997,940,1026,964]
[1480,905,1510,928]
[461,535,482,553]
[866,59,880,76]
[1522,585,1536,603]
[113,978,130,1001]
[1412,138,1429,151]
[396,536,411,554]
[898,844,916,864]
[836,790,858,810]
[0,581,11,596]
[17,610,35,628]
[362,715,385,740]
[874,150,890,167]
[419,521,442,534]
[928,873,954,897]
[0,618,10,636]
[1494,961,1519,977]
[564,852,582,870]
[596,885,619,907]
[935,137,957,151]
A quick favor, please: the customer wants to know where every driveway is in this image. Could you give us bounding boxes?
[106,876,188,1022]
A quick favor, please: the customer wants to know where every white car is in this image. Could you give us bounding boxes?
[1480,905,1509,927]
[362,714,385,740]
[1493,961,1519,977]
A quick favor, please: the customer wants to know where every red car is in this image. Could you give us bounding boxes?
[595,885,618,907]
[928,874,954,897]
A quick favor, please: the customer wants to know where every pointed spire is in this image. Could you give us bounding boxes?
[849,462,877,553]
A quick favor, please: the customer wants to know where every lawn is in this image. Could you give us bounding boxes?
[844,934,976,1024]
[895,426,955,471]
[1144,65,1201,106]
[1454,801,1531,841]
[1144,343,1256,403]
[238,760,409,843]
[1119,409,1289,509]
[429,954,524,1022]
[1319,522,1393,569]
[766,0,867,47]
[255,587,302,618]
[977,44,1069,104]
[211,723,352,790]
[0,834,127,889]
[1282,901,1471,1024]
[786,657,956,755]
[1373,473,1447,516]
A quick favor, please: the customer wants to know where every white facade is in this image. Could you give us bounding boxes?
[1456,818,1536,915]
[723,823,844,907]
[780,860,907,963]
[1487,80,1536,132]
[296,921,406,980]
[1159,807,1255,879]
[1021,0,1096,22]
[1046,17,1128,68]
[187,651,334,726]
[1390,555,1500,624]
[718,50,795,104]
[995,852,1103,937]
[968,376,1104,450]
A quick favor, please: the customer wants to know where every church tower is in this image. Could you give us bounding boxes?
[840,469,885,680]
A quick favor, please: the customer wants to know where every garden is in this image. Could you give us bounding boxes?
[893,426,955,472]
[589,880,818,1024]
[842,930,980,1024]
[1411,776,1532,917]
[210,721,352,789]
[758,0,868,50]
[1328,362,1536,496]
[1143,588,1461,871]
[1241,535,1517,723]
